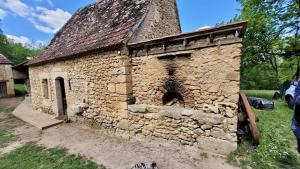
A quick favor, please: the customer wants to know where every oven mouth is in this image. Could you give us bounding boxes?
[162,91,184,106]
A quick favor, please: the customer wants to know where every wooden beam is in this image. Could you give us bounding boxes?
[240,91,260,145]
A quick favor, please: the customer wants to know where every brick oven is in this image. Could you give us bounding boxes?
[126,22,246,155]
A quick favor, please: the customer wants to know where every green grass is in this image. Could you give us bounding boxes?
[0,107,10,113]
[243,90,278,99]
[0,143,106,169]
[0,130,16,148]
[14,83,27,96]
[227,100,300,169]
[0,107,15,148]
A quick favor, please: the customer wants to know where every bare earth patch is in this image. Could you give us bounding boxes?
[38,123,238,169]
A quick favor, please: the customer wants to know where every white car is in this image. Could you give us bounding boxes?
[285,81,298,108]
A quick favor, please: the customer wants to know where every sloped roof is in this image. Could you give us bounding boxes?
[0,54,12,64]
[28,0,151,66]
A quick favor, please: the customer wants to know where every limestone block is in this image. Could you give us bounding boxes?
[192,111,224,125]
[201,124,212,130]
[205,130,211,137]
[117,119,129,130]
[128,104,147,113]
[116,83,129,94]
[116,75,131,83]
[146,105,161,113]
[159,107,182,120]
[108,83,116,93]
[226,72,240,81]
[144,113,159,120]
[225,107,234,118]
[197,136,237,155]
[118,102,128,110]
[181,109,193,117]
[203,104,219,114]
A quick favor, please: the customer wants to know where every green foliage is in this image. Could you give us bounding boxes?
[15,84,27,96]
[0,24,42,65]
[236,0,300,89]
[227,100,300,169]
[279,57,300,83]
[241,64,279,90]
[0,143,106,169]
[0,34,42,64]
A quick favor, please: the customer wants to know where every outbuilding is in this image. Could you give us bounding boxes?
[0,54,15,97]
[27,0,247,155]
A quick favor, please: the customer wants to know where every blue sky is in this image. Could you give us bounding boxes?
[0,0,240,47]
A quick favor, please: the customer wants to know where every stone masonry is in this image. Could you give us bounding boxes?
[28,0,247,155]
[0,54,15,97]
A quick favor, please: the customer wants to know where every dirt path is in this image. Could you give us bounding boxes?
[38,123,238,169]
[0,97,24,110]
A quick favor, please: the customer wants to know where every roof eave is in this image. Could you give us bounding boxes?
[128,21,248,48]
[26,43,124,67]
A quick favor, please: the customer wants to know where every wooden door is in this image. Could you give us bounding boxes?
[0,82,7,98]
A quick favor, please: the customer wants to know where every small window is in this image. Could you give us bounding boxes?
[42,79,49,99]
[68,79,72,90]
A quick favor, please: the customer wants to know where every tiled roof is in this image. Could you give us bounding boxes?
[0,54,12,64]
[27,0,151,66]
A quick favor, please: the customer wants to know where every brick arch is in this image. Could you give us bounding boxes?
[152,77,195,108]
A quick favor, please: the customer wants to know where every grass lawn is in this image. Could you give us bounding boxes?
[243,90,278,100]
[14,83,27,96]
[228,90,300,169]
[0,107,10,113]
[0,107,16,148]
[0,143,106,169]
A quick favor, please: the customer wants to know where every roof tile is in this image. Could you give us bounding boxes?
[28,0,151,66]
[0,54,12,64]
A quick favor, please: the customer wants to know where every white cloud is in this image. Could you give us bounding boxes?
[34,0,54,6]
[0,8,6,19]
[6,34,31,45]
[198,26,211,30]
[0,0,71,34]
[0,0,30,17]
[32,6,71,33]
[6,34,47,49]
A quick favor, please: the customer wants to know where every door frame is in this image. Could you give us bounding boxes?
[55,77,67,117]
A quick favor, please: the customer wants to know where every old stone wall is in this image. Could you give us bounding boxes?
[127,104,238,155]
[127,43,242,154]
[29,43,242,155]
[130,0,181,43]
[29,51,130,120]
[131,44,241,108]
[0,64,15,96]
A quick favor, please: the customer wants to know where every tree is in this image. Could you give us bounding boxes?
[236,0,300,89]
[0,21,42,64]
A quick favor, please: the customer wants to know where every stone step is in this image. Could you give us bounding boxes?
[12,100,63,130]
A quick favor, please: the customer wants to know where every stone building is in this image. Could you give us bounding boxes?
[0,54,15,97]
[27,0,247,155]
